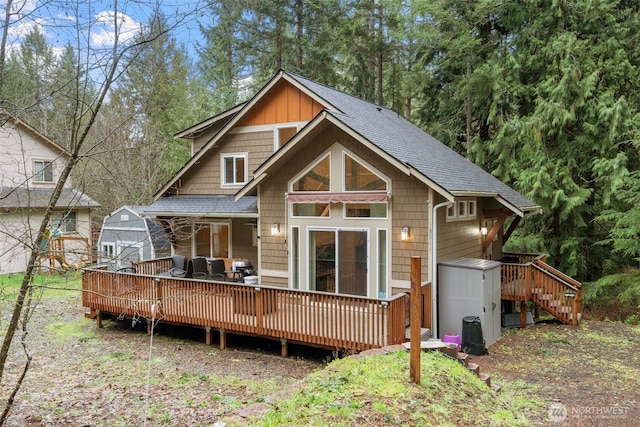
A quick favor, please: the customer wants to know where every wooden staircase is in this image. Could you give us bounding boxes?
[501,254,582,326]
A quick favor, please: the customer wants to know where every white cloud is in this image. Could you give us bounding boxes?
[91,11,143,48]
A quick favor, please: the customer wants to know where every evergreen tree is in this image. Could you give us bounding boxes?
[483,0,640,280]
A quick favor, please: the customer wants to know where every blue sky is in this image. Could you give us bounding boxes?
[2,0,204,59]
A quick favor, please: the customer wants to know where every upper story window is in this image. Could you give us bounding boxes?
[222,153,247,186]
[51,211,76,233]
[344,155,387,191]
[34,160,53,183]
[293,154,330,191]
[446,198,477,222]
[276,126,297,150]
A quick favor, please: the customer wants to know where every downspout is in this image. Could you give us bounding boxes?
[432,201,453,340]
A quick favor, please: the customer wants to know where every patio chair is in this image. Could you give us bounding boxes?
[209,259,227,281]
[190,257,210,279]
[158,255,187,277]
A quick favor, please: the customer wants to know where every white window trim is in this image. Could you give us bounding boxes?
[116,241,144,262]
[290,151,331,192]
[341,150,389,192]
[446,197,477,222]
[221,152,248,187]
[192,221,232,258]
[100,242,115,263]
[274,124,299,150]
[291,202,332,219]
[343,203,388,220]
[33,159,54,183]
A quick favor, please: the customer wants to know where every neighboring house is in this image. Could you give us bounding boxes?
[0,113,99,274]
[97,205,171,266]
[141,70,543,336]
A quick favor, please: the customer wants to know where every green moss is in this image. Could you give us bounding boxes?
[251,350,544,426]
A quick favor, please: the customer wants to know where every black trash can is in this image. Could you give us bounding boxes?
[461,316,487,356]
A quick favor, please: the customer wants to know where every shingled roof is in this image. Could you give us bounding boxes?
[141,195,257,217]
[284,72,538,214]
[0,187,99,209]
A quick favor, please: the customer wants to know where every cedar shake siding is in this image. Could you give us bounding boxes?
[177,131,273,195]
[257,125,432,291]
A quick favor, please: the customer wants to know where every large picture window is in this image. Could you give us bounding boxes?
[222,154,247,185]
[344,155,386,191]
[293,155,330,191]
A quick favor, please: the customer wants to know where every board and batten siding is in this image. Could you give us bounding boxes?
[238,79,324,127]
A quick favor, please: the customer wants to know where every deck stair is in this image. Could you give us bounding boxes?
[501,253,582,326]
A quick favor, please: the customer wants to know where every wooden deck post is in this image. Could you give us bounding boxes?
[281,338,288,357]
[410,256,421,384]
[519,301,527,329]
[219,328,226,349]
[96,309,103,329]
[205,326,212,345]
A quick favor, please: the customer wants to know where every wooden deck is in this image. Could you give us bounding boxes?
[82,260,410,354]
[500,253,582,326]
[81,254,582,355]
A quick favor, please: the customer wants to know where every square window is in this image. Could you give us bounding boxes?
[34,161,53,182]
[276,126,297,149]
[222,154,247,185]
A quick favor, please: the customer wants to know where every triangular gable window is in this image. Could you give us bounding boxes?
[344,154,386,191]
[293,154,330,191]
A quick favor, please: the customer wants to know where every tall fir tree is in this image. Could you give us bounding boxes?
[482,0,640,280]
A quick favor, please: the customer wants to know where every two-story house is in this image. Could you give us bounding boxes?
[140,70,548,336]
[0,113,99,274]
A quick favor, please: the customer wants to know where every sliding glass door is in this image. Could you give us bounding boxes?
[309,229,368,296]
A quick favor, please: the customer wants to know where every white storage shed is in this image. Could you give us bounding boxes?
[437,258,502,348]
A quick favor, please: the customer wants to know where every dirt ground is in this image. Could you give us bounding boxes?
[1,290,639,426]
[0,291,326,426]
[479,320,640,426]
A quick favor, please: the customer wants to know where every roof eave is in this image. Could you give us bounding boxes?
[156,70,343,200]
[173,103,245,139]
[142,211,259,218]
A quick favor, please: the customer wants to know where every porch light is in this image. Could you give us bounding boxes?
[401,226,410,241]
[271,223,280,236]
[481,225,488,236]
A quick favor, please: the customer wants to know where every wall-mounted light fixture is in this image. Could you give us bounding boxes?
[271,223,280,236]
[481,225,488,236]
[401,225,410,241]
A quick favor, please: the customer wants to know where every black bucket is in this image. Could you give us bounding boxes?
[461,316,487,356]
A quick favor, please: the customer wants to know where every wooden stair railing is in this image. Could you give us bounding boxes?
[500,256,582,326]
[531,260,582,326]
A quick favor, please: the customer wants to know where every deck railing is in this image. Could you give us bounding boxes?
[500,253,582,326]
[82,264,409,351]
